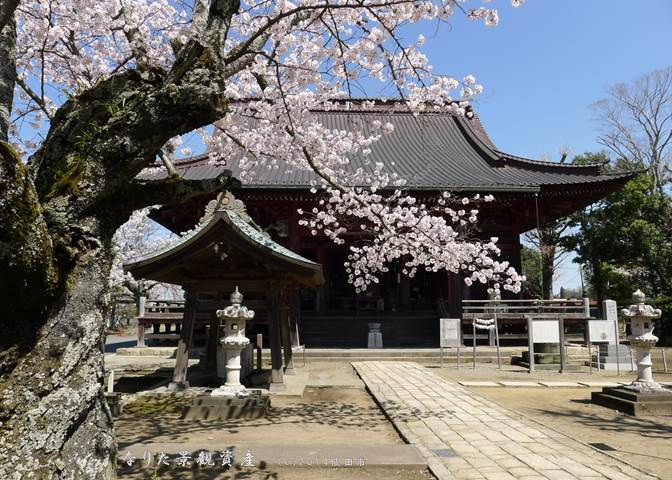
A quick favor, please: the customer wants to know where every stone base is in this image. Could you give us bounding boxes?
[589,360,633,371]
[181,390,270,420]
[368,332,383,348]
[591,344,633,370]
[168,381,189,392]
[592,386,672,416]
[513,356,582,371]
[269,382,287,393]
[210,384,248,397]
[104,392,122,417]
[521,351,561,365]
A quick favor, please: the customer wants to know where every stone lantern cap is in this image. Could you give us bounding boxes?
[230,286,244,305]
[621,289,662,320]
[217,287,255,321]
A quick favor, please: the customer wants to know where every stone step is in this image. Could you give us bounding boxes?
[601,386,672,403]
[293,356,504,364]
[592,388,672,416]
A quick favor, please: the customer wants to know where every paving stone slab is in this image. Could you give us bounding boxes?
[458,381,501,387]
[497,381,543,387]
[578,381,621,387]
[538,381,582,388]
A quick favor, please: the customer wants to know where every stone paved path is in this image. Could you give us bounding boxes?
[353,362,657,480]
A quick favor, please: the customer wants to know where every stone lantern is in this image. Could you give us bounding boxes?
[212,287,255,397]
[593,289,672,416]
[622,289,663,390]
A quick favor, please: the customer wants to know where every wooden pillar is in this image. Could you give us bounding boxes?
[448,273,463,318]
[279,288,295,374]
[316,247,327,312]
[169,291,195,392]
[135,296,146,347]
[205,315,220,371]
[267,285,286,391]
[289,289,300,348]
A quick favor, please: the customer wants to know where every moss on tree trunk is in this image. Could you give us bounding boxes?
[0,52,235,478]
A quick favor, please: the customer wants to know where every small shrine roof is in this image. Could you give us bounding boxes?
[124,193,324,288]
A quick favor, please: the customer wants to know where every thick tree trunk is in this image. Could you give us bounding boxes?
[0,5,241,477]
[0,223,115,479]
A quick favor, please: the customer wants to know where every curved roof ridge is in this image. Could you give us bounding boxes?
[495,150,606,169]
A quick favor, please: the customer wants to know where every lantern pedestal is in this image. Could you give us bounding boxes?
[182,390,271,420]
[591,387,672,416]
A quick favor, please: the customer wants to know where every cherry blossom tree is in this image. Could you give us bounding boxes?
[0,1,524,477]
[109,208,182,316]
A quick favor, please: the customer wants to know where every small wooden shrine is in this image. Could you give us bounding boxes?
[125,192,324,391]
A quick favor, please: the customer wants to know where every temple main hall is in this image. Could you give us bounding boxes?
[140,100,637,348]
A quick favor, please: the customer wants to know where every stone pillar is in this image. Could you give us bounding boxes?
[622,290,663,390]
[212,287,255,397]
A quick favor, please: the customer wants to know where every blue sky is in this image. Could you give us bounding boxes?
[411,1,671,292]
[421,1,671,160]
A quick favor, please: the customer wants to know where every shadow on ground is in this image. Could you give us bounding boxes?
[116,387,393,447]
[537,406,672,440]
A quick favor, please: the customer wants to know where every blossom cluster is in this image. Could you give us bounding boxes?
[299,190,524,295]
[12,0,525,292]
[109,208,182,299]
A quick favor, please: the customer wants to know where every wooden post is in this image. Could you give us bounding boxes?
[494,316,501,370]
[559,318,566,374]
[169,291,195,391]
[472,322,477,370]
[268,286,286,392]
[137,321,146,348]
[256,333,263,370]
[205,316,220,370]
[279,289,295,375]
[289,288,300,347]
[527,316,535,373]
[587,319,593,375]
[136,295,146,347]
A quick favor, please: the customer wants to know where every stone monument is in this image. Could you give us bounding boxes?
[590,299,631,371]
[367,322,383,348]
[182,288,270,420]
[592,290,672,415]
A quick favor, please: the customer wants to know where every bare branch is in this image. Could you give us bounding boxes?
[593,66,672,190]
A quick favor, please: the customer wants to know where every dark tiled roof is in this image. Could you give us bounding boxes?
[137,106,637,192]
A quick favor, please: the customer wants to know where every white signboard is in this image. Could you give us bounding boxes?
[440,318,462,348]
[603,300,618,322]
[588,319,617,343]
[531,320,560,343]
